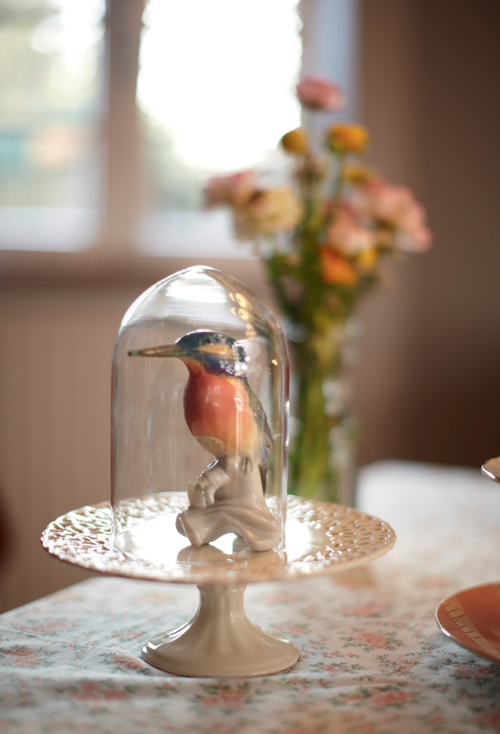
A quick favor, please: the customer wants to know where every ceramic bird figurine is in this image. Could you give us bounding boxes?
[129,330,281,551]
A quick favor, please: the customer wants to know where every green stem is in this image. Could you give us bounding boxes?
[289,328,346,501]
[324,151,348,228]
[333,152,347,202]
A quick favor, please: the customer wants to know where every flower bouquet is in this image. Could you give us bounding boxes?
[205,76,431,504]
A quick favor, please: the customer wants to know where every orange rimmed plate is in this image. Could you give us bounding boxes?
[436,583,500,664]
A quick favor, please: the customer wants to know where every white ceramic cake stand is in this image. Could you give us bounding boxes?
[41,493,396,678]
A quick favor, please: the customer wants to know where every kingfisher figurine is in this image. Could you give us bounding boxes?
[129,330,282,552]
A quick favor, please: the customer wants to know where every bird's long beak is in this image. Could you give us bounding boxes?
[128,344,185,358]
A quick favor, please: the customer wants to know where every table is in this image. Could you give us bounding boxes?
[1,461,500,733]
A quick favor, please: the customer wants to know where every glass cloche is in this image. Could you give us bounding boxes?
[111,266,289,565]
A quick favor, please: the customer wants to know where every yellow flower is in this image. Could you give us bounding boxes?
[345,164,374,185]
[280,127,310,155]
[319,247,359,287]
[357,247,379,270]
[328,124,368,154]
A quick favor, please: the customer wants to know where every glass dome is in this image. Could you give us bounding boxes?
[111,266,289,565]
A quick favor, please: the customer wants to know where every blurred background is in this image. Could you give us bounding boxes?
[1,0,499,612]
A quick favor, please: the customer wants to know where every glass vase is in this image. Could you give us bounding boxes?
[288,319,359,505]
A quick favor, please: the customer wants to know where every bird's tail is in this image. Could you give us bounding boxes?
[257,443,269,494]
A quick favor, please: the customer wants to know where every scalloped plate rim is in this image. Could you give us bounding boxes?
[41,494,397,586]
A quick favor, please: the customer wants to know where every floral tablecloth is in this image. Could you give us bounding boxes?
[1,461,500,734]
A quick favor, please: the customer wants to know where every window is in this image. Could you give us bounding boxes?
[0,0,104,250]
[0,0,358,257]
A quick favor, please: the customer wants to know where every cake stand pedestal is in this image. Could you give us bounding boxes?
[144,583,298,677]
[41,494,396,678]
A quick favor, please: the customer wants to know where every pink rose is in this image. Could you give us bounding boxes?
[296,76,345,111]
[396,225,432,253]
[325,209,375,255]
[204,171,256,208]
[370,184,419,226]
[354,181,432,253]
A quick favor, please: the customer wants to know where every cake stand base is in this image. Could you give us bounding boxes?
[142,583,299,677]
[42,495,396,678]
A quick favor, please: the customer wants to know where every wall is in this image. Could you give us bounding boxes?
[355,0,500,467]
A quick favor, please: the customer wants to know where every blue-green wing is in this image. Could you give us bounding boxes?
[242,377,275,452]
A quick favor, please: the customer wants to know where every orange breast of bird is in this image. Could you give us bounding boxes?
[183,369,258,457]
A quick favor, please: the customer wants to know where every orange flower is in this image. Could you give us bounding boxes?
[328,124,368,154]
[319,247,359,286]
[281,128,309,155]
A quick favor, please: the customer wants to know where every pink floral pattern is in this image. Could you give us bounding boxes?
[1,461,500,733]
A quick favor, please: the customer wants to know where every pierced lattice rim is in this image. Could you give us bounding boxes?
[41,494,396,585]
